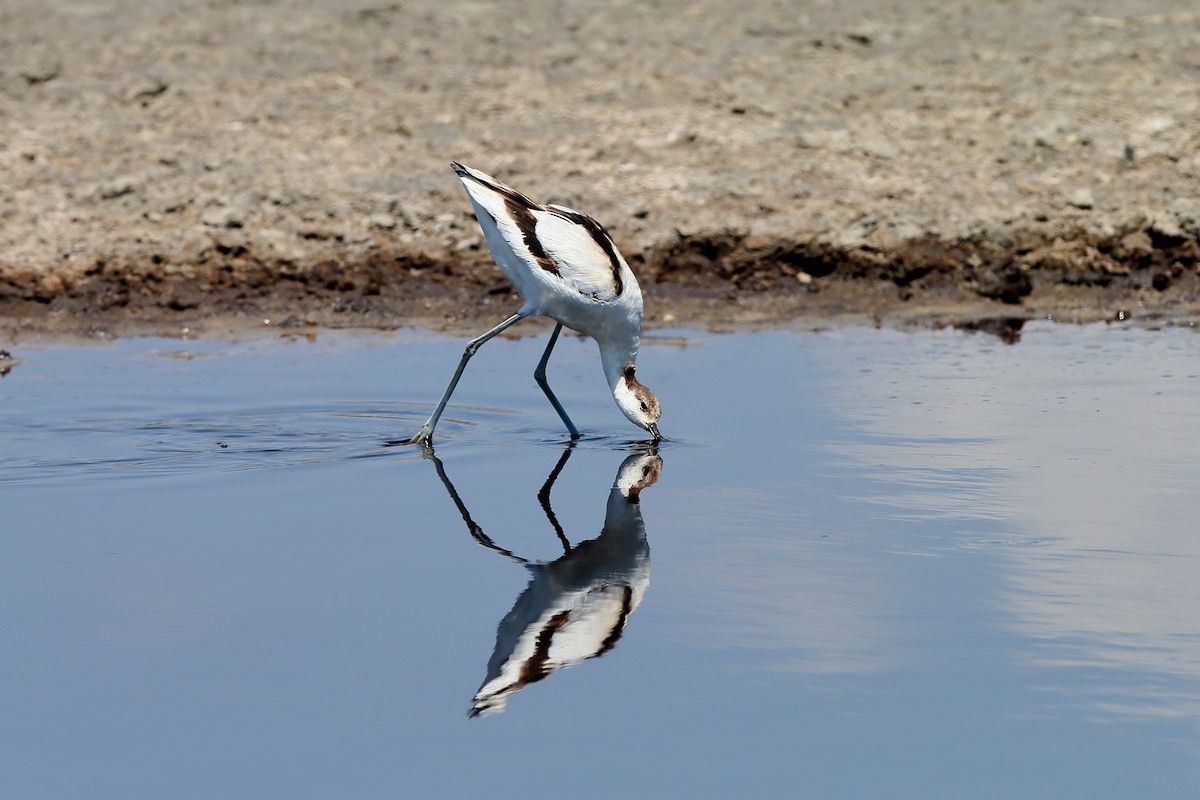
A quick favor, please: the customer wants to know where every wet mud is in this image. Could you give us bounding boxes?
[2,221,1196,340]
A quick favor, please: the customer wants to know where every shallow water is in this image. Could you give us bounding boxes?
[3,323,1199,798]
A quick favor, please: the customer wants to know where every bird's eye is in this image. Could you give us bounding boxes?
[639,401,648,411]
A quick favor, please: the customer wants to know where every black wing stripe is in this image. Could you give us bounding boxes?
[594,586,635,657]
[504,198,560,276]
[454,162,625,296]
[548,208,624,297]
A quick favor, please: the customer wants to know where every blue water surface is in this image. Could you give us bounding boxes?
[2,323,1199,799]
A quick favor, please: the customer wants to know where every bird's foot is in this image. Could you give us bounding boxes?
[384,428,434,452]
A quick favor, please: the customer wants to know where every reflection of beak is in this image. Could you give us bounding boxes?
[648,423,661,441]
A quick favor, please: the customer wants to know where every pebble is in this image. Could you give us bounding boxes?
[72,176,139,203]
[1067,188,1094,210]
[385,198,412,228]
[1168,200,1200,237]
[18,59,60,85]
[101,177,139,200]
[859,138,899,160]
[795,128,852,152]
[1117,231,1152,260]
[124,77,169,103]
[201,207,244,228]
[433,212,460,235]
[1147,209,1184,242]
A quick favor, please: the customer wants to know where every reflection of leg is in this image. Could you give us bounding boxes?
[537,444,576,554]
[410,313,527,445]
[427,448,528,564]
[533,323,581,439]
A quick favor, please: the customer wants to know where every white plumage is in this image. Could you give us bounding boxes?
[464,450,661,717]
[409,163,662,445]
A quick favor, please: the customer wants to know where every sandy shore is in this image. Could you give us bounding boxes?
[2,0,1198,340]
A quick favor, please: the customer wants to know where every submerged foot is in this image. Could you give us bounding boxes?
[383,429,434,449]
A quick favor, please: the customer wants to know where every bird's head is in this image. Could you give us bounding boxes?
[614,365,662,440]
[614,450,663,498]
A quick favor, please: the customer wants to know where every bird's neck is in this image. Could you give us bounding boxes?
[599,332,640,392]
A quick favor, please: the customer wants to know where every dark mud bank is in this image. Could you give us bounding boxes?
[2,220,1198,339]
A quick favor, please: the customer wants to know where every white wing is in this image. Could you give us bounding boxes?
[531,208,622,301]
[452,163,624,302]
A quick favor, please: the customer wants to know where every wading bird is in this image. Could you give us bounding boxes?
[426,445,661,717]
[409,163,662,445]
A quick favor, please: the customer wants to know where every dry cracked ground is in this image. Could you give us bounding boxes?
[1,0,1199,341]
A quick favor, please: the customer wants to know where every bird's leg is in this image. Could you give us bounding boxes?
[409,313,526,445]
[536,443,577,553]
[533,322,581,439]
[427,447,529,564]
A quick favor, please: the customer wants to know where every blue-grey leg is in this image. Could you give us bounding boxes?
[427,448,529,564]
[534,322,581,439]
[537,443,576,552]
[410,312,527,446]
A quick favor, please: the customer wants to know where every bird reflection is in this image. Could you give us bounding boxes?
[427,445,662,717]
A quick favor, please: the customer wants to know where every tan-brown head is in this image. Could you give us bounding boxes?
[613,365,662,440]
[614,450,663,499]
